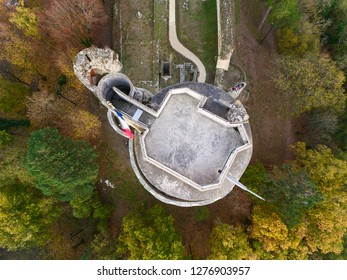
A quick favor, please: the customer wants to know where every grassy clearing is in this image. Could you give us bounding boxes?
[177,0,218,82]
[153,0,168,41]
[201,0,218,67]
[234,0,240,26]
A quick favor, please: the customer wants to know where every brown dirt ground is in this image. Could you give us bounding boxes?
[92,0,299,260]
[227,0,298,166]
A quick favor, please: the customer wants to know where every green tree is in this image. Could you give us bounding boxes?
[321,0,347,53]
[0,183,61,251]
[0,130,13,146]
[276,22,320,57]
[9,6,40,38]
[273,54,346,116]
[250,204,309,260]
[292,142,347,194]
[23,127,98,202]
[208,224,257,260]
[265,0,302,27]
[90,230,120,260]
[0,143,33,188]
[0,118,30,131]
[241,162,271,194]
[0,74,31,118]
[291,142,347,254]
[306,110,338,147]
[266,163,323,228]
[70,191,112,231]
[117,205,186,260]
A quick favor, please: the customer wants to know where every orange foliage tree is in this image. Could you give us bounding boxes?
[44,0,107,47]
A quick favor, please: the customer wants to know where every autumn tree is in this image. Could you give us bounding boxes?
[208,224,257,260]
[0,2,61,91]
[55,47,85,92]
[9,5,40,38]
[0,75,31,118]
[0,130,13,146]
[250,204,310,260]
[0,182,61,251]
[335,100,347,151]
[70,190,112,231]
[265,163,323,228]
[26,91,58,128]
[26,91,101,143]
[90,230,120,260]
[292,142,347,195]
[23,127,99,202]
[117,205,186,260]
[291,142,347,254]
[273,54,346,116]
[306,110,339,147]
[71,110,101,143]
[276,22,320,57]
[305,196,347,254]
[0,141,33,188]
[265,0,302,27]
[44,0,107,47]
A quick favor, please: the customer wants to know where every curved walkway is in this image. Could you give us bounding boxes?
[169,0,206,83]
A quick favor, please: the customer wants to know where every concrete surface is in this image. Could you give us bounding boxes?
[144,93,243,185]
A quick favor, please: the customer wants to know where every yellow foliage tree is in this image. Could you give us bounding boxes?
[273,54,346,116]
[291,142,347,254]
[292,142,347,194]
[250,204,309,259]
[68,109,101,143]
[4,34,35,73]
[277,22,320,56]
[9,6,40,38]
[55,47,85,92]
[305,195,347,254]
[208,224,258,260]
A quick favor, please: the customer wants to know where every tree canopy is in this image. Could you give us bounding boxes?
[208,224,257,260]
[265,0,302,27]
[292,142,347,194]
[0,143,33,188]
[0,130,13,147]
[23,127,98,202]
[273,54,346,116]
[265,163,323,228]
[250,204,309,260]
[117,205,186,260]
[0,74,31,118]
[9,6,40,38]
[44,0,107,47]
[0,182,60,251]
